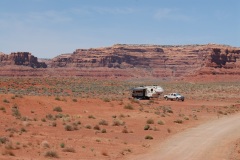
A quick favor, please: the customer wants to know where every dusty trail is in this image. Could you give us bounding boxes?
[132,113,240,160]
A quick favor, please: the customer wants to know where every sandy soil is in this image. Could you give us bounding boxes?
[130,112,240,160]
[0,93,239,160]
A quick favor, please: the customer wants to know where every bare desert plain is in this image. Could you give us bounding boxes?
[0,77,240,160]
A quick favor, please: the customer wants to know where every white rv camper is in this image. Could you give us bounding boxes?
[131,86,164,99]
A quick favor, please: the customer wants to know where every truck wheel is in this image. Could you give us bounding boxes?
[165,97,168,101]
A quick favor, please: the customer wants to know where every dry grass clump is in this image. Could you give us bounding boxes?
[62,147,76,153]
[99,119,109,126]
[93,125,101,130]
[124,104,134,110]
[53,106,62,112]
[146,118,154,124]
[64,124,78,131]
[11,104,21,118]
[158,120,165,125]
[0,137,9,144]
[145,135,153,140]
[174,119,183,124]
[101,128,107,133]
[112,119,125,126]
[41,141,50,149]
[144,124,151,130]
[44,150,59,158]
[2,149,15,156]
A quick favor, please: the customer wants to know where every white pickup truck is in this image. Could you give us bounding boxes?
[164,93,184,101]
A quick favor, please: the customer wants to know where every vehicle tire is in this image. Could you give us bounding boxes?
[165,97,168,101]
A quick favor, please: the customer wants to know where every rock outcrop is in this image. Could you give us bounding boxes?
[0,44,239,80]
[50,44,240,78]
[0,52,47,68]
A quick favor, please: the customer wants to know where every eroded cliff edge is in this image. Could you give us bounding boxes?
[0,44,239,79]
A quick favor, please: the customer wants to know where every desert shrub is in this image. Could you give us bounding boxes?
[148,99,154,103]
[124,104,134,110]
[21,116,28,121]
[218,110,224,114]
[46,114,55,120]
[60,143,65,148]
[64,125,73,131]
[162,106,173,114]
[130,98,140,104]
[145,135,153,140]
[3,99,9,103]
[53,106,62,112]
[41,118,46,122]
[76,121,81,125]
[72,98,77,102]
[11,106,21,118]
[21,128,27,132]
[174,119,183,124]
[55,113,64,119]
[122,128,128,133]
[99,119,108,126]
[0,137,8,144]
[0,106,6,112]
[44,151,59,158]
[184,117,189,120]
[103,98,111,102]
[112,119,125,126]
[51,122,57,127]
[146,118,154,124]
[144,124,150,130]
[93,125,100,130]
[88,115,95,119]
[2,150,15,156]
[101,128,107,133]
[55,97,60,101]
[119,114,125,118]
[85,125,92,129]
[13,94,23,98]
[62,147,75,153]
[158,120,165,125]
[41,141,50,149]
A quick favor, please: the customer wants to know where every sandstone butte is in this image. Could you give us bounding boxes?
[0,44,239,80]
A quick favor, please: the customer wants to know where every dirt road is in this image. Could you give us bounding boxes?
[132,113,240,160]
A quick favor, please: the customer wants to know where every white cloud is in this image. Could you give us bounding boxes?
[71,7,137,15]
[154,8,190,21]
[27,10,72,24]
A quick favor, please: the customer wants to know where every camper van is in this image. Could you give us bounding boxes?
[131,86,164,99]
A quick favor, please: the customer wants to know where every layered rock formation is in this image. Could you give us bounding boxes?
[0,52,47,68]
[0,44,239,79]
[51,44,240,78]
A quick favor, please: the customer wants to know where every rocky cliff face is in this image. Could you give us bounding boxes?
[50,44,240,78]
[207,48,240,68]
[0,44,239,79]
[0,52,47,68]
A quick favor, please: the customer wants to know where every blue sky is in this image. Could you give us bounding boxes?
[0,0,239,58]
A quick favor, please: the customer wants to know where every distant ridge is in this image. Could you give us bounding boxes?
[0,44,239,80]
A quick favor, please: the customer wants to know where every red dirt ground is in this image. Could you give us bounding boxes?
[0,93,239,159]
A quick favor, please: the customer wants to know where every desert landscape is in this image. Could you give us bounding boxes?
[0,44,240,160]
